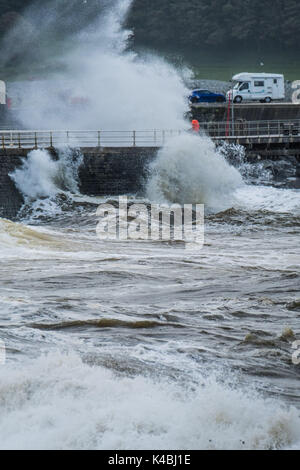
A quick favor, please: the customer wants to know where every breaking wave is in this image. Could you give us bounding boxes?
[9,147,84,221]
[0,351,299,450]
[146,134,300,215]
[11,147,83,201]
[147,134,243,210]
[10,0,189,131]
[0,218,75,254]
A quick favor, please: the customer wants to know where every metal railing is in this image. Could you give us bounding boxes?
[0,129,183,149]
[200,119,300,139]
[1,119,300,149]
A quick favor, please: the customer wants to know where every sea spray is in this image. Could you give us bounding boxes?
[9,0,190,131]
[10,147,83,201]
[219,142,273,184]
[147,133,243,210]
[9,147,83,221]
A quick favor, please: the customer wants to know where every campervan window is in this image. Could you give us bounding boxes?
[239,83,249,91]
[254,81,264,87]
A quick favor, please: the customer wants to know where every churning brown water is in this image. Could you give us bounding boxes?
[0,135,299,450]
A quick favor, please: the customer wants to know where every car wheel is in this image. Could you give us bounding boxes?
[234,96,242,103]
[264,97,272,103]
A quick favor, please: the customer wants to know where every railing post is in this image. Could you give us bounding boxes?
[18,133,21,149]
[2,134,4,150]
[162,130,165,145]
[50,132,53,148]
[154,129,157,146]
[133,130,136,147]
[10,132,13,147]
[98,131,101,148]
[67,131,69,145]
[34,132,38,149]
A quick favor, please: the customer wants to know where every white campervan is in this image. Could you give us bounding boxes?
[227,73,285,103]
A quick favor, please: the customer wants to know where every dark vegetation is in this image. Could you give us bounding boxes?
[127,0,300,54]
[1,0,300,52]
[0,0,299,78]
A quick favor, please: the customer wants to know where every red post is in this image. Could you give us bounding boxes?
[226,93,231,137]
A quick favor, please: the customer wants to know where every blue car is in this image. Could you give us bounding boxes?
[189,89,226,104]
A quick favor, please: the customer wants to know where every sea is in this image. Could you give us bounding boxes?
[0,133,299,450]
[0,0,299,450]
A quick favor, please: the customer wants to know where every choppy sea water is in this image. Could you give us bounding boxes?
[0,135,299,450]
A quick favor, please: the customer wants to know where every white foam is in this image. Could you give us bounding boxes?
[10,147,83,201]
[0,351,299,450]
[11,149,59,200]
[147,133,243,210]
[146,134,300,215]
[234,185,300,214]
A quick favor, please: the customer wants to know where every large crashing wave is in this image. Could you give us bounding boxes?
[8,148,83,221]
[10,148,83,201]
[7,0,190,131]
[146,134,300,213]
[147,134,243,211]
